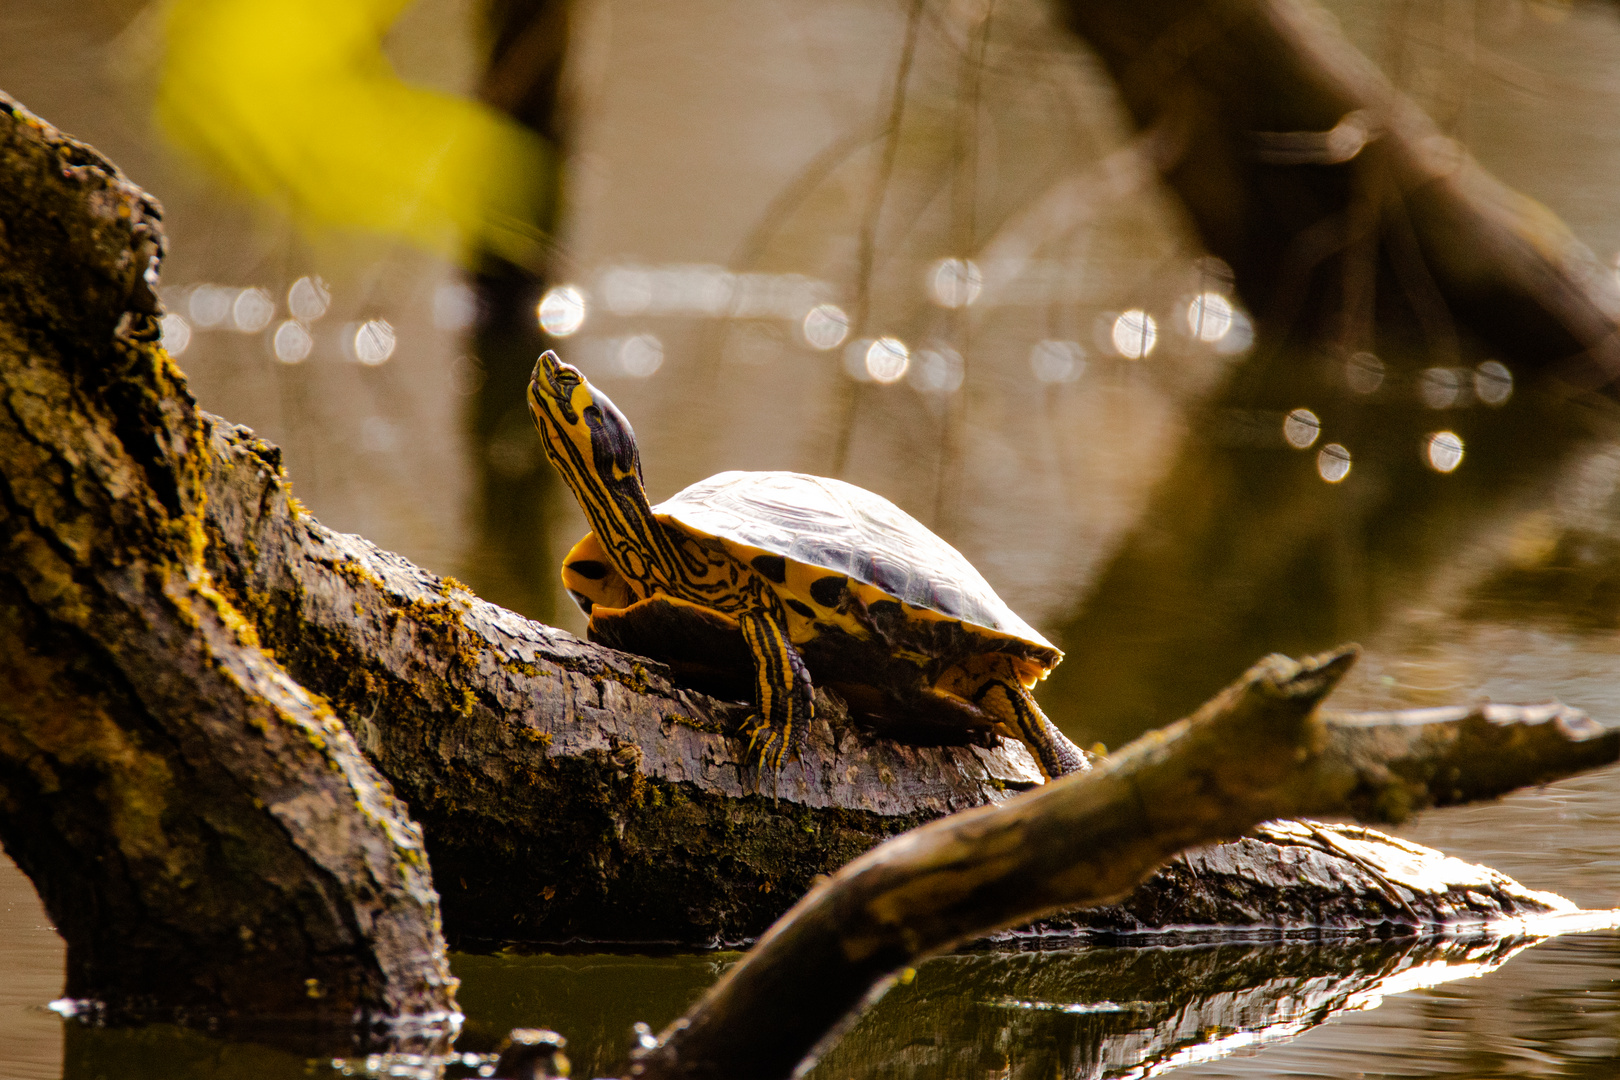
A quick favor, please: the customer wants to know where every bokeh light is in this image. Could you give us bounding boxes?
[1418,367,1464,409]
[1345,352,1384,394]
[1283,408,1321,449]
[1186,292,1233,342]
[803,303,850,350]
[929,258,983,309]
[1474,360,1513,406]
[910,346,964,394]
[1029,340,1086,384]
[1426,431,1465,473]
[161,313,192,356]
[232,287,275,333]
[865,337,910,384]
[1317,443,1352,483]
[619,334,664,378]
[354,319,397,365]
[1112,310,1157,358]
[188,284,233,328]
[538,286,587,337]
[273,319,313,363]
[287,276,330,322]
[432,283,477,331]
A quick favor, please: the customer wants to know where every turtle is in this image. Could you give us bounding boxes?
[525,350,1090,780]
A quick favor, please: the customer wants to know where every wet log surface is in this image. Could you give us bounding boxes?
[201,416,1051,947]
[0,93,456,1037]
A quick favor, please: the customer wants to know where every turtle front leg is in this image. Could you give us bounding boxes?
[738,610,814,770]
[738,611,813,769]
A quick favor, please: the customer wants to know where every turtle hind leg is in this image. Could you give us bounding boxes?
[738,609,814,771]
[940,657,1091,780]
[977,680,1091,779]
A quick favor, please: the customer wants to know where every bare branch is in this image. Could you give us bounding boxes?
[631,649,1618,1080]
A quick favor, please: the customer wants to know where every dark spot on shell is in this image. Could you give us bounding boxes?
[567,589,595,616]
[751,554,787,583]
[568,560,610,580]
[868,599,902,623]
[810,575,848,608]
[785,598,815,618]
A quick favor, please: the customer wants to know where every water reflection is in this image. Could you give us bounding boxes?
[809,930,1611,1080]
[537,285,586,337]
[36,925,1612,1080]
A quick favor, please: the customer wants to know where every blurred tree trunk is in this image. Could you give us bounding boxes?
[462,0,575,625]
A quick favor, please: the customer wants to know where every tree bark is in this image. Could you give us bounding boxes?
[629,649,1618,1080]
[0,92,456,1039]
[200,415,1046,946]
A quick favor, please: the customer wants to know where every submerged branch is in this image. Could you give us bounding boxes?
[631,649,1618,1080]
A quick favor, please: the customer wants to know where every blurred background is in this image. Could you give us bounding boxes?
[11,0,1620,1076]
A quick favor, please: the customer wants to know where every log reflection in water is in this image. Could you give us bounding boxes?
[808,923,1616,1080]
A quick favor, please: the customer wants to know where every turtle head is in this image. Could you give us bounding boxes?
[527,350,646,496]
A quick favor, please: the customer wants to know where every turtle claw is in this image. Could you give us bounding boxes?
[742,716,794,772]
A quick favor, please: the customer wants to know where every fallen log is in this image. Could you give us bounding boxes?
[629,650,1619,1080]
[1059,0,1620,387]
[201,416,1045,947]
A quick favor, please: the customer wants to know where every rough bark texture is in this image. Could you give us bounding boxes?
[0,93,456,1036]
[1032,818,1576,938]
[200,417,1046,947]
[630,650,1618,1080]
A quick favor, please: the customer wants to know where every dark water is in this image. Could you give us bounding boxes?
[6,756,1620,1080]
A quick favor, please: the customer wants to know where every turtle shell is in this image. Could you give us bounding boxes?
[656,471,1057,662]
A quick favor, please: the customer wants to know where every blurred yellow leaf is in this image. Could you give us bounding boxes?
[157,0,552,267]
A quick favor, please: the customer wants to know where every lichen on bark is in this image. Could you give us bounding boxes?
[0,91,457,1039]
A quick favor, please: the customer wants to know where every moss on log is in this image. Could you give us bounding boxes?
[0,92,456,1037]
[199,417,1046,946]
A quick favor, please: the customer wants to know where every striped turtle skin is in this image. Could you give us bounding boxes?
[526,350,1088,779]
